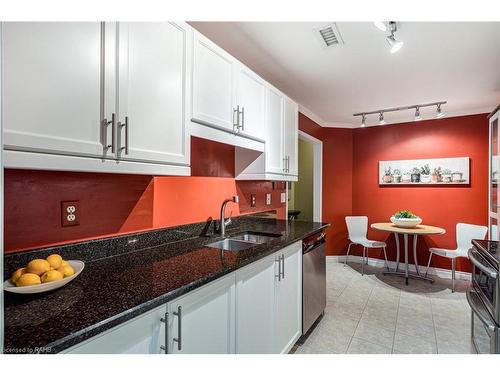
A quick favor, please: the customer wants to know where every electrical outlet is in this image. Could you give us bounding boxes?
[266,193,271,205]
[251,194,256,207]
[281,192,286,203]
[61,201,80,227]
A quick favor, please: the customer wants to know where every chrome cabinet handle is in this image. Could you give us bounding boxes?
[468,248,498,279]
[173,306,182,351]
[280,254,285,279]
[283,157,287,173]
[160,312,169,354]
[240,107,245,131]
[119,116,129,155]
[103,113,116,153]
[275,256,281,281]
[233,105,240,132]
[466,286,496,332]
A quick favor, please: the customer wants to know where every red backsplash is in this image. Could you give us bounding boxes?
[4,137,285,253]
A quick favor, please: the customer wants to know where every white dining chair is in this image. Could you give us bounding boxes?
[345,216,389,275]
[424,222,487,292]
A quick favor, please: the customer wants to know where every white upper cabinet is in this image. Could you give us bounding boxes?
[2,22,191,175]
[2,22,103,157]
[283,96,299,176]
[117,22,191,166]
[235,65,267,141]
[266,86,285,174]
[191,31,236,132]
[234,84,299,182]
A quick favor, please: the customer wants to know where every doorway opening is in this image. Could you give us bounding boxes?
[288,131,322,222]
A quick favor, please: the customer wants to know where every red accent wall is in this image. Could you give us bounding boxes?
[4,137,285,253]
[352,114,489,272]
[299,113,353,257]
[299,112,489,271]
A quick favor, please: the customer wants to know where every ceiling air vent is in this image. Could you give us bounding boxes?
[314,23,344,48]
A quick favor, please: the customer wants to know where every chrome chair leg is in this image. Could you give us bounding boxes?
[382,246,389,270]
[345,242,353,267]
[424,252,433,277]
[362,247,366,275]
[451,258,456,293]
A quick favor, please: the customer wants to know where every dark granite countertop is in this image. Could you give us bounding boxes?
[3,216,329,353]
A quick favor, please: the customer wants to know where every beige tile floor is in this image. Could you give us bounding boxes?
[295,260,472,354]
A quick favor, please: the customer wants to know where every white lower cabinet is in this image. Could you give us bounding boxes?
[275,242,302,353]
[235,241,303,354]
[63,242,302,354]
[64,304,166,354]
[235,254,277,353]
[165,273,236,354]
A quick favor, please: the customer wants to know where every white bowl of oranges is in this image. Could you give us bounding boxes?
[3,254,84,294]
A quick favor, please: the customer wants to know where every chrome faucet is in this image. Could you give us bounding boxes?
[219,195,239,237]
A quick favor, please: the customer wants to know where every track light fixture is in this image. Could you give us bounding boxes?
[386,22,404,53]
[354,101,447,127]
[375,21,404,53]
[414,107,422,121]
[379,112,386,125]
[436,104,445,118]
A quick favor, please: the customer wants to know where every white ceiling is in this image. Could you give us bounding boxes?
[190,22,500,128]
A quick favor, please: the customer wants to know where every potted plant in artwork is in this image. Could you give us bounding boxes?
[411,167,421,183]
[420,164,431,183]
[402,170,412,183]
[452,171,464,182]
[392,168,402,183]
[383,166,393,183]
[431,167,441,183]
[441,168,452,183]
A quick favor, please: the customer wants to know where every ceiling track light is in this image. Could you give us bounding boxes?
[379,112,386,125]
[436,104,445,118]
[361,114,366,127]
[386,22,404,53]
[415,107,422,121]
[353,101,447,127]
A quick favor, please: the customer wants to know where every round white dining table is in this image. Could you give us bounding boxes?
[370,223,446,285]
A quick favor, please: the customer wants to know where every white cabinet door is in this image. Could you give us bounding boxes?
[236,65,266,141]
[192,31,236,132]
[266,86,285,175]
[2,22,104,157]
[64,305,166,354]
[117,22,190,165]
[283,96,299,176]
[235,254,278,353]
[167,273,235,354]
[275,242,302,354]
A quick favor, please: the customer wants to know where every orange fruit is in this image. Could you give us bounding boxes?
[11,267,26,283]
[27,259,51,276]
[41,270,63,283]
[58,265,75,278]
[46,254,63,269]
[16,273,41,287]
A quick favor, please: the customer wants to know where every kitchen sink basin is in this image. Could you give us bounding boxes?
[229,231,282,244]
[206,238,257,251]
[206,232,282,251]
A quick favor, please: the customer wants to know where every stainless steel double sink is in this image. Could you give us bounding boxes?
[206,231,282,251]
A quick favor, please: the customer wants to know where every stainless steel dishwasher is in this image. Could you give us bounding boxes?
[302,230,327,334]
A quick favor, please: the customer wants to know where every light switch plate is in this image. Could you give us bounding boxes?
[280,192,286,203]
[266,193,271,205]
